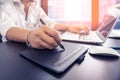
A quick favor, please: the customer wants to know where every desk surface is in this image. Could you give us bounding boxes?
[0,38,120,80]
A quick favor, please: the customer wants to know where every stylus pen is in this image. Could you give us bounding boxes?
[40,19,65,50]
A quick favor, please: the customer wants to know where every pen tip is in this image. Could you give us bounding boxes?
[60,44,65,50]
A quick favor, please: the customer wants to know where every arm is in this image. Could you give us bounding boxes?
[39,7,90,34]
[54,23,90,34]
[6,26,61,49]
[6,27,30,42]
[0,2,61,49]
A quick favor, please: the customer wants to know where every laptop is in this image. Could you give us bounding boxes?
[109,29,120,39]
[61,15,119,44]
[20,42,88,73]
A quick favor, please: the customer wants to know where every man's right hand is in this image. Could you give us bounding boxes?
[28,25,62,49]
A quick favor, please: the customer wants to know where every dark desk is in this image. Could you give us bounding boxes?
[0,34,2,42]
[0,38,120,80]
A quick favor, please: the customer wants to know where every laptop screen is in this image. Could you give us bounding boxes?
[97,15,117,39]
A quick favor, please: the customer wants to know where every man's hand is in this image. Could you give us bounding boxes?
[67,25,90,35]
[28,25,61,49]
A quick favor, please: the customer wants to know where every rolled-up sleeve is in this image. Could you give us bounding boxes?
[39,7,57,28]
[0,11,16,42]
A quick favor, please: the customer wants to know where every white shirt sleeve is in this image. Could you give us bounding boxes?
[27,3,57,29]
[0,9,16,42]
[38,6,57,28]
[0,2,58,42]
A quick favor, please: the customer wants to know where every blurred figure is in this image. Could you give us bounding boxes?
[0,0,89,49]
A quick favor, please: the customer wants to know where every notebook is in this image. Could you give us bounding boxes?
[20,42,88,73]
[61,16,119,44]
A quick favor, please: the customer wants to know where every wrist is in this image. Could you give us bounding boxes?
[26,31,33,47]
[65,25,70,32]
[65,25,70,31]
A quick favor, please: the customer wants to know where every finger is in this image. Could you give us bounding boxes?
[81,25,90,35]
[38,31,59,48]
[29,38,46,49]
[43,26,62,44]
[37,27,59,48]
[84,25,90,32]
[30,28,58,49]
[37,39,57,49]
[31,38,57,49]
[79,30,86,35]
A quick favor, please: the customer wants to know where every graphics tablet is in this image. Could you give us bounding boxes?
[20,42,88,73]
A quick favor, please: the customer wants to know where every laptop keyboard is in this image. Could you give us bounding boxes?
[61,32,79,40]
[61,31,102,41]
[79,32,100,40]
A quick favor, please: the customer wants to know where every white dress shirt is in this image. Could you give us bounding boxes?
[0,0,57,42]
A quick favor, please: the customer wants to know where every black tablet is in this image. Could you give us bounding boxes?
[20,42,88,73]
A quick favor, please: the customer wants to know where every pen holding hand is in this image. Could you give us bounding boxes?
[40,19,65,50]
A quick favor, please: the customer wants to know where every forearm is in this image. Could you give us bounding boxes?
[6,27,31,42]
[54,23,90,34]
[54,23,68,32]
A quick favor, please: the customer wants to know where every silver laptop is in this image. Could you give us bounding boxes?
[61,15,119,44]
[109,29,120,39]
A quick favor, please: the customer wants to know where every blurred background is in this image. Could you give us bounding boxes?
[40,0,120,30]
